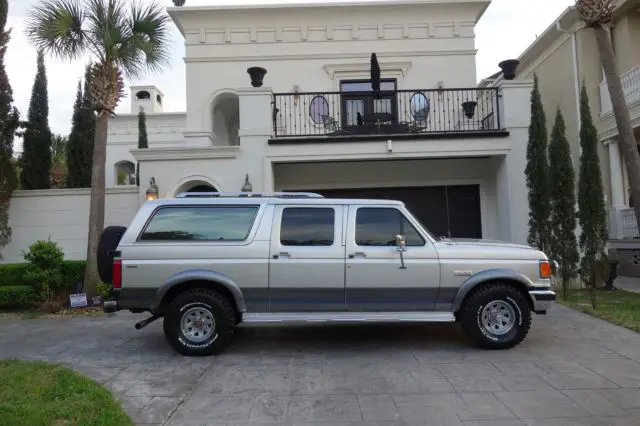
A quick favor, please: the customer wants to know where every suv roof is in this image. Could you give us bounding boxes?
[146,192,405,207]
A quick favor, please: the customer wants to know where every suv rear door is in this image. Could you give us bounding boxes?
[268,204,346,311]
[345,204,440,311]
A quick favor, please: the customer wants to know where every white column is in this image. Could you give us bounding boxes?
[606,138,625,207]
[236,87,274,192]
[495,80,534,245]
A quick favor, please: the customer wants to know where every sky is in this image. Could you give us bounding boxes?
[6,0,575,153]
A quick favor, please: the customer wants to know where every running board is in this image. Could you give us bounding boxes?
[242,312,456,323]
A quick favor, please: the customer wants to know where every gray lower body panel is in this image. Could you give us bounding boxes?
[116,287,461,313]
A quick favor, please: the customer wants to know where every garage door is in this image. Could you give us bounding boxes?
[304,185,482,239]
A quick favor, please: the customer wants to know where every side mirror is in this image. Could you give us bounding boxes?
[396,234,406,250]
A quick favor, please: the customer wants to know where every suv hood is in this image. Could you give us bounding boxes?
[434,238,546,260]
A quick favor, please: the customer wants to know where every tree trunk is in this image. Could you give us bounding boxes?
[593,24,640,232]
[83,112,108,298]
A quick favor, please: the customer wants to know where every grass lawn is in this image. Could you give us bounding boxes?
[558,289,640,333]
[0,360,133,426]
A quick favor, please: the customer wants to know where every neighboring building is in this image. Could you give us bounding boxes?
[488,0,640,275]
[4,0,535,263]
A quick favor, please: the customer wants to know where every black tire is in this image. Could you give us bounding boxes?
[458,282,531,350]
[163,289,236,356]
[97,226,127,284]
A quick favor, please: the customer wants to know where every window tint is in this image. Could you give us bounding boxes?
[280,208,335,246]
[356,208,425,246]
[139,205,258,241]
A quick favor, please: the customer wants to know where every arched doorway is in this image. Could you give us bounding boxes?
[187,184,217,193]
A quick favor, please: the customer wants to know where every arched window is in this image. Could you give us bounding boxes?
[136,90,151,100]
[115,161,136,185]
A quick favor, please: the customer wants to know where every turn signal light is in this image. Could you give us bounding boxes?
[539,260,552,279]
[112,259,122,289]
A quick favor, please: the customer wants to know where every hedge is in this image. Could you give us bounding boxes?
[0,261,86,290]
[0,285,39,309]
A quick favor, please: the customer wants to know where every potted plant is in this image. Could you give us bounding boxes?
[247,67,267,87]
[172,0,186,6]
[461,101,477,119]
[499,59,520,80]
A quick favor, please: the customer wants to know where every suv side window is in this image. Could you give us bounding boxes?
[139,205,259,241]
[280,207,335,246]
[356,207,425,246]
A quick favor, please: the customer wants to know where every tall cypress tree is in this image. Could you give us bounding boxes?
[66,81,84,188]
[136,106,148,186]
[525,74,550,252]
[548,108,579,300]
[20,50,51,189]
[0,0,19,259]
[577,81,608,307]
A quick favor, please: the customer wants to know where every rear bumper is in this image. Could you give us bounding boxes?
[529,289,556,313]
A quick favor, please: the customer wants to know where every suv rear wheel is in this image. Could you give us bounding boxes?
[458,282,531,350]
[163,289,236,356]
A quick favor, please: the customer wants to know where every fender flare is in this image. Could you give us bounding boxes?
[151,269,247,313]
[451,268,535,312]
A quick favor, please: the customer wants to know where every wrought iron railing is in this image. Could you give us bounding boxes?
[271,87,502,138]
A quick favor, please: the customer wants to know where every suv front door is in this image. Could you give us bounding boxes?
[345,205,440,311]
[269,204,346,312]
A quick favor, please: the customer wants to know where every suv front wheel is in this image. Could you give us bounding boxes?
[458,282,531,350]
[163,289,236,356]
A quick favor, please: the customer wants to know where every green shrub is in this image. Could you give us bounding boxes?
[0,261,86,291]
[23,240,65,301]
[0,285,38,309]
[96,282,112,300]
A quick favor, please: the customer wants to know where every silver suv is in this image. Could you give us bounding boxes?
[98,192,556,356]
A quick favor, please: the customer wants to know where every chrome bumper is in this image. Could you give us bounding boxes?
[529,289,556,313]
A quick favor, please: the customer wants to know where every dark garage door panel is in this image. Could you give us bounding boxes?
[306,185,482,239]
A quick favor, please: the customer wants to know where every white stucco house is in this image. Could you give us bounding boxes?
[3,0,535,263]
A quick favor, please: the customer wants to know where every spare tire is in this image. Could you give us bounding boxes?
[97,226,127,284]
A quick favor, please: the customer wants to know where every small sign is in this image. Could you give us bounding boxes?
[69,293,88,308]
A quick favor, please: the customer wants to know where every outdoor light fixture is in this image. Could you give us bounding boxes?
[241,174,253,193]
[145,177,159,201]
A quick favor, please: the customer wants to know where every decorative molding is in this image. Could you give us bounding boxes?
[184,49,478,63]
[183,21,474,46]
[130,146,240,161]
[324,61,412,80]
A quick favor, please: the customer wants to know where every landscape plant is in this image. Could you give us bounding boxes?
[525,74,550,252]
[577,81,608,308]
[19,50,52,190]
[548,108,579,300]
[26,0,172,296]
[22,239,64,304]
[0,0,19,260]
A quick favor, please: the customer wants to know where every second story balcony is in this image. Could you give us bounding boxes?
[270,84,505,143]
[600,65,640,116]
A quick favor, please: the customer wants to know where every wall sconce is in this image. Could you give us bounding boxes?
[241,174,253,192]
[145,177,159,201]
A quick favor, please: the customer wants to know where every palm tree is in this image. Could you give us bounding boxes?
[50,134,68,188]
[575,0,640,232]
[25,0,171,295]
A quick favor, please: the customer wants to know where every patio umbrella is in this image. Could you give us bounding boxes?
[370,53,381,99]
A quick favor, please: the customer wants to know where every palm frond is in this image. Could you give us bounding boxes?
[575,0,615,26]
[116,1,172,79]
[24,0,87,61]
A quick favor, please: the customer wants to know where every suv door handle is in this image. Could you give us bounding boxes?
[273,252,291,259]
[348,252,367,258]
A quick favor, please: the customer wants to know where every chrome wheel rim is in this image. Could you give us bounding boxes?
[180,307,215,343]
[480,300,516,336]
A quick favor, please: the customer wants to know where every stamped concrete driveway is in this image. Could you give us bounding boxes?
[1,304,640,426]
